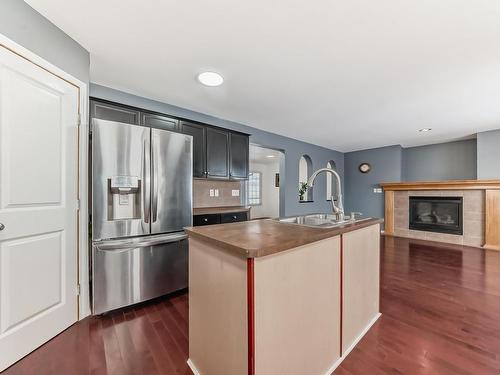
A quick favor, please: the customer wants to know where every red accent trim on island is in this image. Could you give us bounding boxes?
[340,234,344,357]
[247,258,255,375]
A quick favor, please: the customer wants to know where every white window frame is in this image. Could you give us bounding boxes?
[248,171,262,206]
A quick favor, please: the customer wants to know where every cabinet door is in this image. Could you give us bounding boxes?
[206,128,229,179]
[181,121,206,178]
[193,214,221,226]
[90,99,140,125]
[229,132,249,179]
[220,211,248,223]
[141,112,178,132]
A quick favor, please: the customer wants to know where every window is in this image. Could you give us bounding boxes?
[299,155,313,201]
[326,160,337,200]
[248,171,262,205]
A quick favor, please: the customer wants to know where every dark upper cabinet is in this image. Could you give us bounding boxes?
[180,121,206,178]
[141,113,178,132]
[90,100,140,125]
[229,132,249,179]
[90,99,250,180]
[206,128,229,179]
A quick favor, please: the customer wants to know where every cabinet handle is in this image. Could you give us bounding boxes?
[203,218,208,222]
[232,215,237,220]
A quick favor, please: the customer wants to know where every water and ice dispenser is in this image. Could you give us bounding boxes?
[107,176,142,220]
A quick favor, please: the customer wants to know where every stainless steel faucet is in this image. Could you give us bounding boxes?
[307,167,344,220]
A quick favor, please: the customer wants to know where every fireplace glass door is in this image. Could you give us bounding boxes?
[409,196,463,235]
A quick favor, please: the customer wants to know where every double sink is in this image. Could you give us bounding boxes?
[275,213,371,229]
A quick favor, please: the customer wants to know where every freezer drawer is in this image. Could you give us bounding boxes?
[92,234,188,314]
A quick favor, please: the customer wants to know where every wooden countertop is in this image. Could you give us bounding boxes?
[185,218,383,258]
[193,206,251,215]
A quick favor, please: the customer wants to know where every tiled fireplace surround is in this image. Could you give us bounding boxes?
[393,190,484,247]
[382,180,500,250]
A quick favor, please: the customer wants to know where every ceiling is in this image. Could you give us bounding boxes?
[250,145,283,164]
[26,0,500,152]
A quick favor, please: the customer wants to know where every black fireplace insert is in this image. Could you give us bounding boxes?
[409,196,463,235]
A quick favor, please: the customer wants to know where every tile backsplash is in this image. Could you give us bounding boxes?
[193,179,246,208]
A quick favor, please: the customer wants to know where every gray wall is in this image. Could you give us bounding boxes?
[344,139,479,220]
[0,0,90,83]
[344,145,403,220]
[477,129,500,179]
[403,139,477,181]
[90,84,344,217]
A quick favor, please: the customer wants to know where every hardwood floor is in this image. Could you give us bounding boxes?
[4,236,500,375]
[337,236,500,375]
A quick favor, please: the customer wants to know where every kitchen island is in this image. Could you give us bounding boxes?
[185,218,383,375]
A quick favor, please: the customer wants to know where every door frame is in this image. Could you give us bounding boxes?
[249,143,286,219]
[0,34,91,319]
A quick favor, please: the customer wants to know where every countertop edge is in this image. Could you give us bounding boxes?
[185,218,384,258]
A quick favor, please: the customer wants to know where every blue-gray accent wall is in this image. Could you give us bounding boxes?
[344,145,403,221]
[403,139,477,181]
[0,0,90,83]
[90,84,344,217]
[345,139,478,220]
[477,129,500,179]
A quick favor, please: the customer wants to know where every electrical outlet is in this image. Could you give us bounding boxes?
[215,189,219,197]
[209,189,214,197]
[373,188,383,194]
[232,189,240,197]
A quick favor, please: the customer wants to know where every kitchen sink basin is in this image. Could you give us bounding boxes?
[276,214,370,229]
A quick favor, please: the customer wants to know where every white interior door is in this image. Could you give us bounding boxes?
[0,45,79,371]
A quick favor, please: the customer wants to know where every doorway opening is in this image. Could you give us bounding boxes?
[248,145,284,219]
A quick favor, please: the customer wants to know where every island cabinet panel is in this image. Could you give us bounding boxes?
[253,236,341,375]
[341,224,381,354]
[188,238,248,375]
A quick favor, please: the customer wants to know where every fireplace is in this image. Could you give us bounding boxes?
[409,196,463,235]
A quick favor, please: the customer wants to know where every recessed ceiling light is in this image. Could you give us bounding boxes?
[266,155,276,158]
[419,128,432,132]
[197,71,224,87]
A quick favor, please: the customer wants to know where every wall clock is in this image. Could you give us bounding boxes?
[358,163,371,173]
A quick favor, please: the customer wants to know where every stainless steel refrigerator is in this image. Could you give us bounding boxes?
[91,118,192,314]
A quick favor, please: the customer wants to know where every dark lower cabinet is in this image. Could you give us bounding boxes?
[220,211,248,223]
[193,211,248,226]
[193,214,221,226]
[229,132,249,179]
[206,128,229,179]
[180,121,206,178]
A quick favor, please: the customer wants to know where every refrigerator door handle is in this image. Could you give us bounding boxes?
[152,134,159,223]
[143,138,151,223]
[95,233,188,252]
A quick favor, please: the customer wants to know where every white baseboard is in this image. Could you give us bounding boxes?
[187,358,201,375]
[323,313,382,375]
[187,313,382,375]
